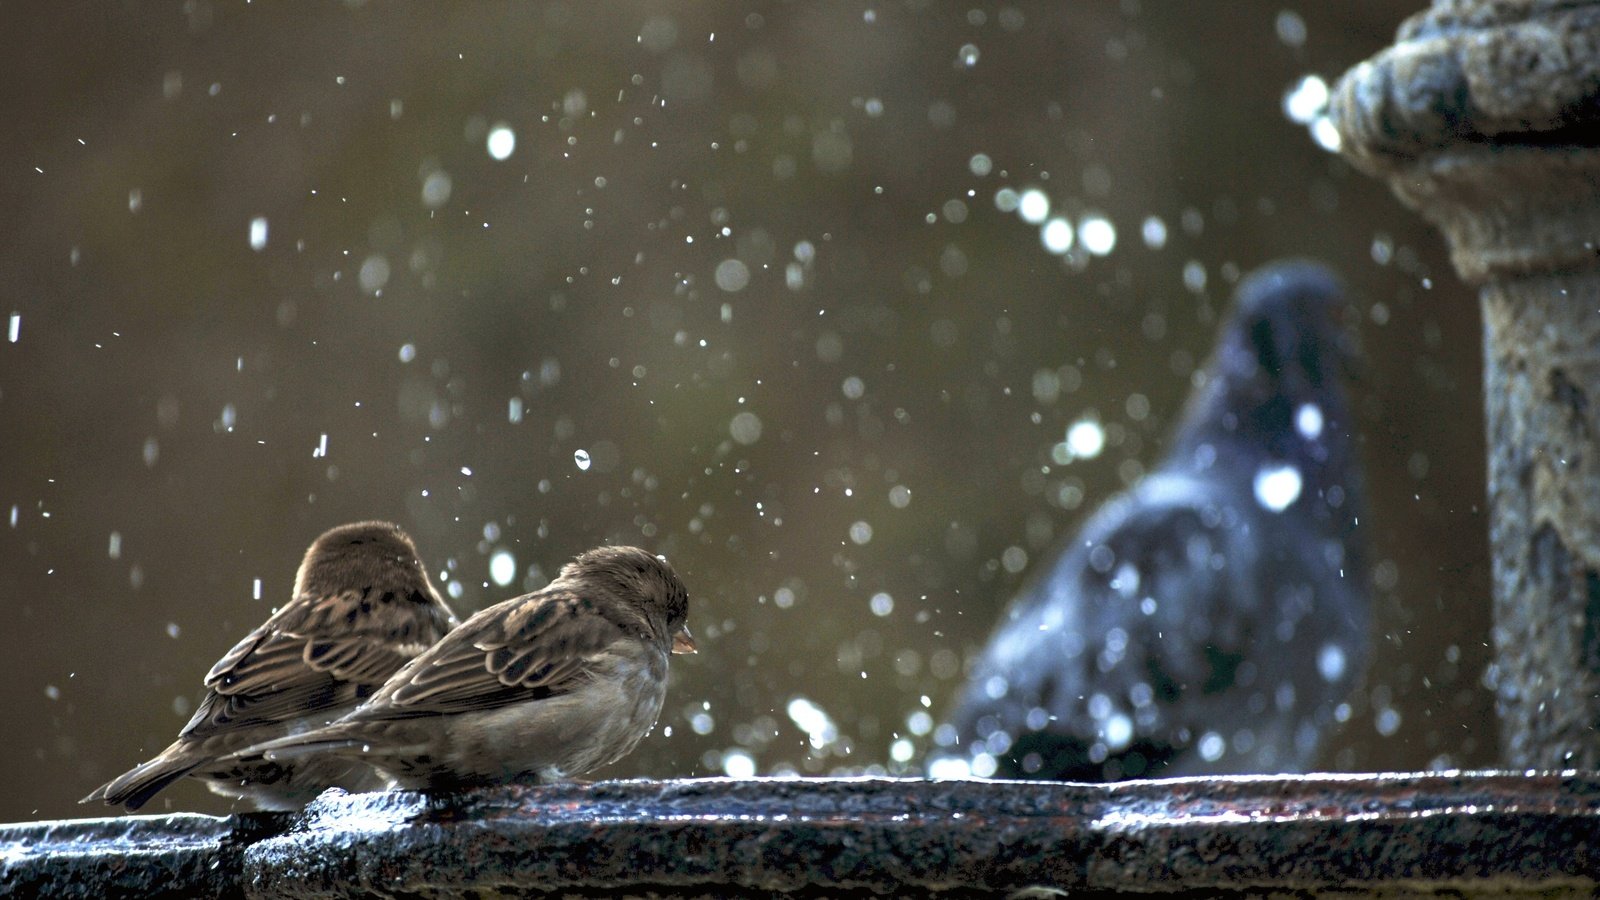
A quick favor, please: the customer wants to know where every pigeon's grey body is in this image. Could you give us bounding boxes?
[945,260,1370,781]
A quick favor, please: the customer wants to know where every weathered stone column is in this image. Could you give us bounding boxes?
[1330,0,1600,767]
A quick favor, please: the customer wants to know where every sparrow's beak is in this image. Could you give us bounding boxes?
[671,624,698,655]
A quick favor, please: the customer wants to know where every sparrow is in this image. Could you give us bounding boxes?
[82,521,459,811]
[943,260,1371,781]
[228,545,696,790]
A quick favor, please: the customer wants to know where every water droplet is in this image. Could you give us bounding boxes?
[1197,731,1226,762]
[1276,10,1308,47]
[729,411,762,444]
[1318,643,1348,682]
[248,217,269,251]
[359,255,391,294]
[1282,74,1329,125]
[486,123,516,160]
[1079,215,1117,256]
[1253,463,1303,512]
[1066,419,1105,459]
[1141,216,1168,249]
[1017,188,1050,224]
[849,521,874,545]
[1310,116,1341,152]
[489,549,516,587]
[421,169,452,209]
[786,696,838,749]
[714,258,750,292]
[984,675,1009,700]
[1040,217,1074,254]
[1296,403,1324,440]
[970,752,998,777]
[722,749,756,778]
[927,756,972,778]
[1104,713,1133,750]
[1375,706,1402,737]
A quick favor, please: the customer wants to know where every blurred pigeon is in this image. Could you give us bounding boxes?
[943,260,1370,781]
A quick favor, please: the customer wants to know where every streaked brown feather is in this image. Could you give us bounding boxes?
[179,586,450,739]
[356,589,634,718]
[86,521,458,810]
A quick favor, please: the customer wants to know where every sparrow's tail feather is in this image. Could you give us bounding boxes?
[234,726,372,765]
[260,737,369,762]
[81,745,203,811]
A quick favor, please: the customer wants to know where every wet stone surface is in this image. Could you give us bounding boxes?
[5,774,1599,897]
[0,810,291,900]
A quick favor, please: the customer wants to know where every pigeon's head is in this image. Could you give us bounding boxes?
[1230,260,1355,395]
[1172,259,1363,472]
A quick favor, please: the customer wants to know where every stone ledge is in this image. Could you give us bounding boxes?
[4,773,1598,897]
[0,810,291,900]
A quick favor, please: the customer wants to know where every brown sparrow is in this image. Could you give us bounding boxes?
[232,545,695,789]
[82,521,459,810]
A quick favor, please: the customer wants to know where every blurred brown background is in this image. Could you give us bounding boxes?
[0,1,1488,822]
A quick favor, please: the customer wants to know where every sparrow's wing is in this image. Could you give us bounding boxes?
[183,588,449,737]
[358,590,631,718]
